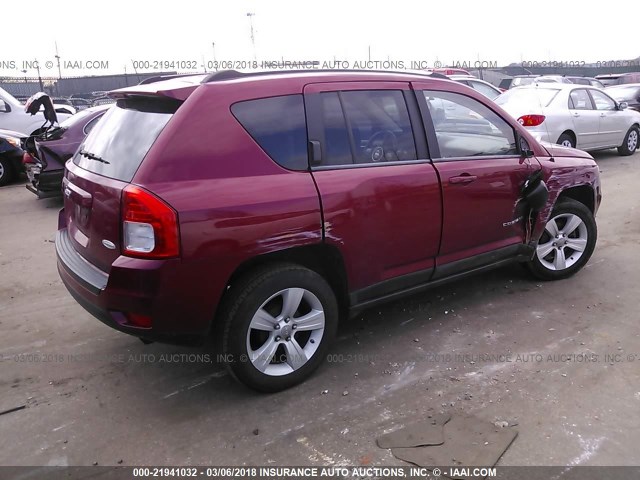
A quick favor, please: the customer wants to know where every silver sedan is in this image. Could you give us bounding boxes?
[495,84,640,155]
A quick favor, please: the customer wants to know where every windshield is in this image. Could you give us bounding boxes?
[512,77,536,87]
[495,88,560,108]
[607,85,640,102]
[73,98,178,181]
[0,86,23,108]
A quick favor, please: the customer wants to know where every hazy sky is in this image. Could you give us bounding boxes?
[1,0,637,77]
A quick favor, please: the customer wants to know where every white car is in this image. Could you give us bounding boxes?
[448,75,502,100]
[0,87,72,136]
[495,84,640,155]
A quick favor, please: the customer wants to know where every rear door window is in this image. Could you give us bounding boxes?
[73,98,178,181]
[314,90,417,166]
[231,95,308,170]
[569,89,594,110]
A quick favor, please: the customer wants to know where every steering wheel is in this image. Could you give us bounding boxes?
[363,130,399,162]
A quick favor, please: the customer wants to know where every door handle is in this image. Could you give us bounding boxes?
[572,112,580,117]
[449,174,478,184]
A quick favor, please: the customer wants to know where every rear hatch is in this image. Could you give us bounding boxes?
[63,96,180,272]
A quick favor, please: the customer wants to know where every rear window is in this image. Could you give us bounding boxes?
[73,98,178,181]
[494,88,560,108]
[512,77,535,87]
[231,95,308,170]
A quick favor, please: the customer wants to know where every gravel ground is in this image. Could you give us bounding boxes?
[1,149,639,469]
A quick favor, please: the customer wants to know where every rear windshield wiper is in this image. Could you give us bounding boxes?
[79,149,110,164]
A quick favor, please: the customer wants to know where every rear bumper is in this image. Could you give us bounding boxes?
[55,227,208,345]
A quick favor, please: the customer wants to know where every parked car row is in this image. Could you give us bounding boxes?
[500,75,605,90]
[495,83,640,154]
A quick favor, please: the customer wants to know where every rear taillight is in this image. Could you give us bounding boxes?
[121,185,179,259]
[22,152,37,165]
[518,114,546,127]
[124,313,152,329]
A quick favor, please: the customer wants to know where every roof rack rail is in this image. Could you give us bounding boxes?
[138,73,206,85]
[202,69,450,83]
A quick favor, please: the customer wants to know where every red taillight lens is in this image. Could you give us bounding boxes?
[518,114,546,127]
[125,313,152,329]
[121,185,179,259]
[22,152,37,165]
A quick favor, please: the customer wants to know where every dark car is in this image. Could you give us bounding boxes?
[606,83,640,112]
[596,72,640,86]
[70,98,93,111]
[90,96,116,107]
[24,105,109,198]
[56,70,601,392]
[0,128,26,186]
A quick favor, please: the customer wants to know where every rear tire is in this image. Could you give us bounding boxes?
[221,264,338,392]
[527,199,597,281]
[0,158,15,187]
[617,126,639,156]
[556,133,575,148]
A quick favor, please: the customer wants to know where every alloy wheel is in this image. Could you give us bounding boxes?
[561,139,573,148]
[246,287,325,376]
[628,130,638,152]
[536,213,588,271]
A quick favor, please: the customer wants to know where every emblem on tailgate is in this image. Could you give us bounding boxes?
[102,240,116,250]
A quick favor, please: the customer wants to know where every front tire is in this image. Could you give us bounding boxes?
[527,199,597,280]
[617,126,639,156]
[221,264,338,392]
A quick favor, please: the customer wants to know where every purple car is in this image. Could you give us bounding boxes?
[24,105,110,198]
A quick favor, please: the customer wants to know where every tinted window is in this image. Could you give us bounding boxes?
[73,98,177,181]
[340,90,417,163]
[569,78,590,85]
[59,107,101,129]
[569,90,593,110]
[498,78,512,90]
[320,93,352,166]
[590,90,616,110]
[316,90,417,166]
[83,113,104,135]
[423,91,517,159]
[232,95,308,170]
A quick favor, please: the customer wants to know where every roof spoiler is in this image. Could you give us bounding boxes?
[201,69,452,83]
[138,73,206,85]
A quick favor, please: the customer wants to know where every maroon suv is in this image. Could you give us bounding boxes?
[56,70,601,391]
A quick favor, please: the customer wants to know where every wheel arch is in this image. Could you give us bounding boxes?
[215,243,350,328]
[556,184,596,213]
[558,129,577,146]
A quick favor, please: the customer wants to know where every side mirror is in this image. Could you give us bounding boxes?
[618,101,628,110]
[518,135,534,158]
[0,100,11,113]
